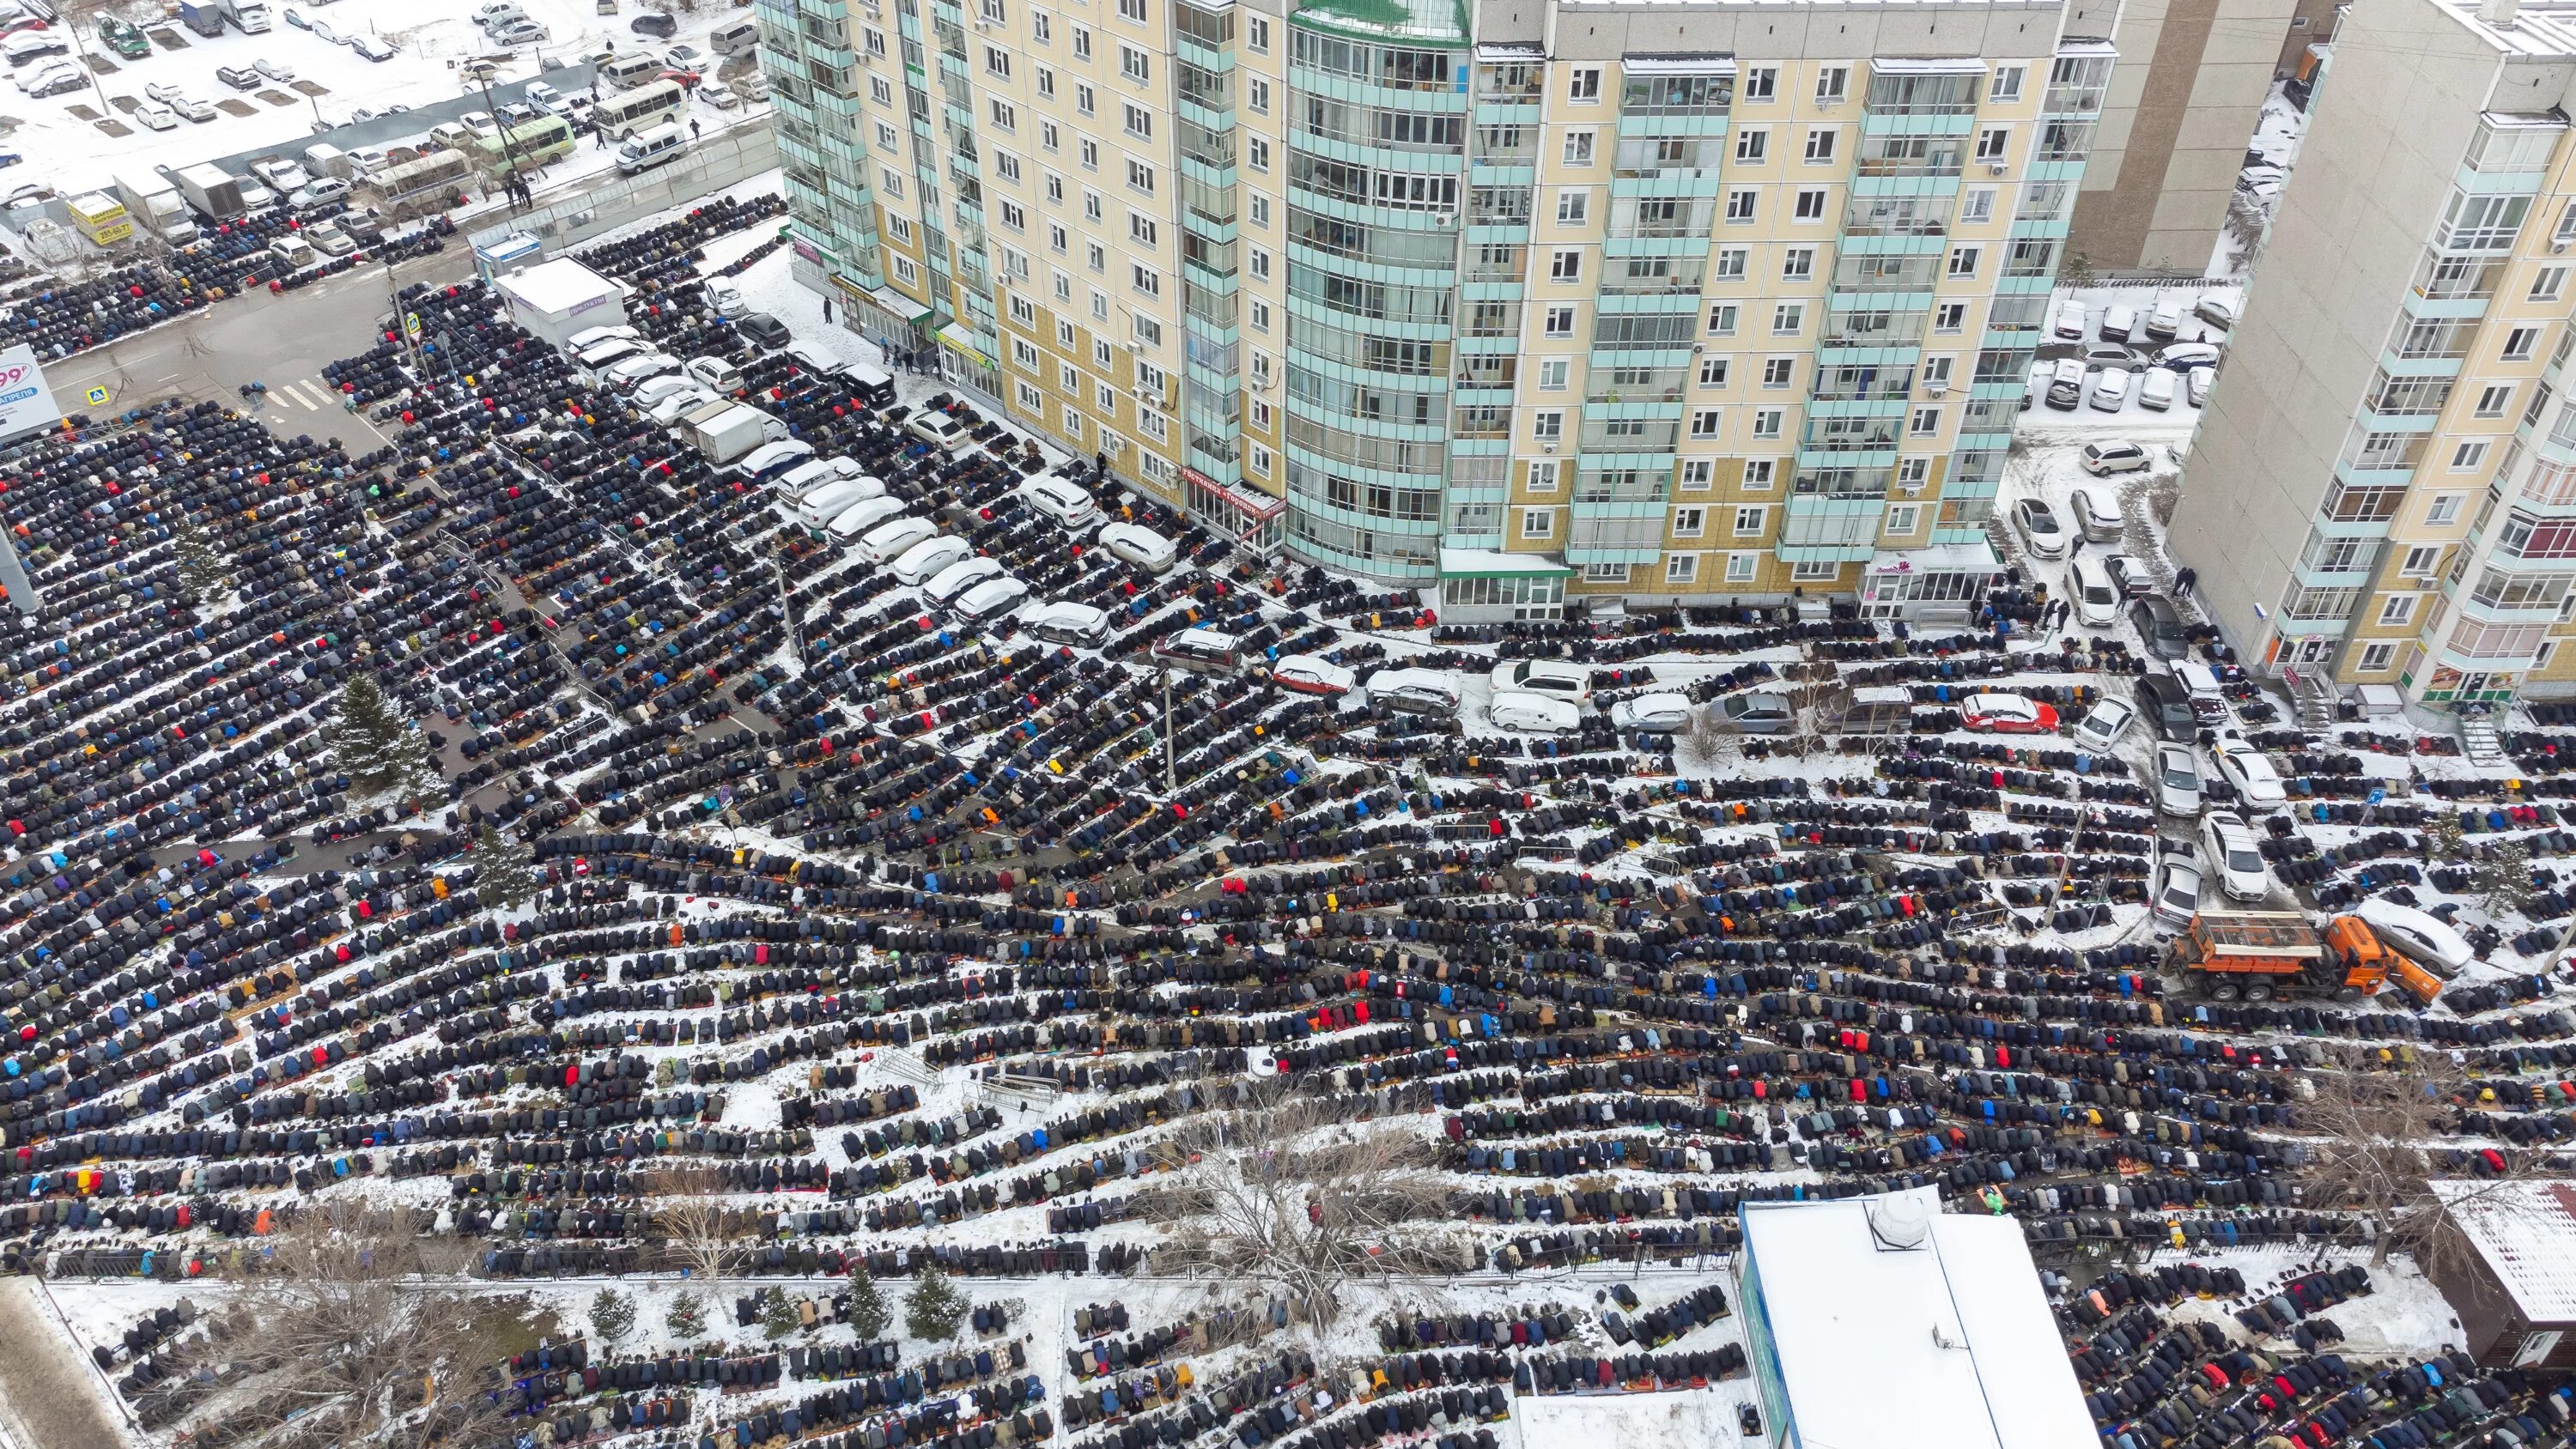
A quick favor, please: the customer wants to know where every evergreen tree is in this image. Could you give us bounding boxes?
[846,1269,890,1343]
[761,1288,800,1341]
[173,511,228,605]
[473,825,541,910]
[589,1288,637,1346]
[666,1290,708,1342]
[320,673,439,799]
[905,1265,966,1343]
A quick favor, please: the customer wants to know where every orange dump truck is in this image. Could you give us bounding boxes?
[2167,912,2398,1003]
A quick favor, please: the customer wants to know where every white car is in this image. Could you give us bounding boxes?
[254,58,295,83]
[1488,658,1591,703]
[891,534,974,588]
[568,324,641,351]
[2013,498,2069,559]
[134,101,178,130]
[1097,520,1176,573]
[2208,737,2286,809]
[1269,655,1356,696]
[2152,858,2203,931]
[2198,811,2269,903]
[2050,297,2087,339]
[1024,600,1110,648]
[631,374,701,409]
[953,575,1030,625]
[705,278,746,314]
[2138,369,2176,410]
[603,353,683,391]
[732,440,813,481]
[1608,693,1692,734]
[2188,366,2215,407]
[907,411,969,452]
[1023,477,1101,532]
[2154,743,2202,817]
[857,517,939,567]
[663,42,707,67]
[684,355,744,393]
[647,386,719,425]
[821,496,905,542]
[2158,341,2222,371]
[922,555,1005,607]
[349,33,395,60]
[145,82,188,105]
[700,80,740,109]
[1487,691,1583,735]
[2069,697,2135,755]
[2352,896,2476,979]
[1364,667,1457,714]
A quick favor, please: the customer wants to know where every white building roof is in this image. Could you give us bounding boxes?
[1740,1191,2095,1449]
[495,257,621,318]
[1440,547,1568,576]
[2432,1179,2576,1322]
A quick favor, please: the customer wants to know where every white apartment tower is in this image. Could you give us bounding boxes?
[763,0,2120,620]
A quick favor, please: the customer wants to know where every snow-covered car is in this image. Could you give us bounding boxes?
[2352,896,2476,979]
[252,158,310,192]
[2199,811,2269,903]
[2196,296,2236,330]
[310,17,337,41]
[2158,341,2222,371]
[349,33,394,60]
[630,373,701,409]
[1487,691,1582,735]
[304,218,355,256]
[0,180,44,206]
[215,64,261,88]
[704,278,745,314]
[1097,521,1176,573]
[2189,366,2215,407]
[2154,743,2202,816]
[662,41,705,67]
[568,324,641,351]
[700,80,739,109]
[952,575,1030,625]
[133,100,177,130]
[731,440,812,481]
[2012,498,2069,559]
[144,81,187,104]
[253,58,294,83]
[459,110,500,140]
[922,555,1005,608]
[2069,697,2134,754]
[489,20,549,45]
[647,386,719,424]
[287,177,349,211]
[1960,693,2058,735]
[18,62,79,96]
[471,1,526,25]
[2050,297,2086,338]
[1488,658,1591,703]
[2105,554,2155,597]
[2152,857,2203,931]
[1022,477,1100,532]
[2144,301,2182,341]
[2080,441,2151,476]
[1269,655,1356,697]
[683,355,743,393]
[1023,600,1110,648]
[906,411,969,452]
[856,517,939,567]
[1608,693,1692,734]
[172,94,216,121]
[601,352,683,391]
[1364,667,1456,715]
[2208,737,2286,809]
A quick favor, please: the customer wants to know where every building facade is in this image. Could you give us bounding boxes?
[2169,0,2576,707]
[762,0,2118,618]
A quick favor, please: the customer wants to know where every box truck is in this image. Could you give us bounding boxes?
[167,163,246,223]
[177,0,225,36]
[685,400,787,467]
[114,173,200,245]
[217,0,271,33]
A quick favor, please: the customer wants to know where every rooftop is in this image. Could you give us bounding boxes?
[494,257,622,317]
[1740,1191,2096,1449]
[2428,0,2576,59]
[2432,1179,2576,1322]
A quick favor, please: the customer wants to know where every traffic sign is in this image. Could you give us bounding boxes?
[84,386,109,407]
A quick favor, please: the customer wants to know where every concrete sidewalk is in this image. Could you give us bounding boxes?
[0,1279,128,1449]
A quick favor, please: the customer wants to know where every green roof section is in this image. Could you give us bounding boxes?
[1290,0,1470,46]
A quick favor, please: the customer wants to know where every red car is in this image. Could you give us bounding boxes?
[1960,693,2059,734]
[659,68,701,88]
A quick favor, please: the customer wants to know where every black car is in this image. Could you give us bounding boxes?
[629,9,677,36]
[2136,672,2196,741]
[2129,595,2189,659]
[738,312,791,349]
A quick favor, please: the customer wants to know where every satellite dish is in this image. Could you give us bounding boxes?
[1865,1192,1933,1251]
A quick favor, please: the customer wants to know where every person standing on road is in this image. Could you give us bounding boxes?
[690,118,702,140]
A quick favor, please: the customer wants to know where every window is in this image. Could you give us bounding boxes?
[1556,188,1589,225]
[1922,355,1955,391]
[1246,15,1267,51]
[1030,8,1048,39]
[2452,440,2489,472]
[1783,246,1814,281]
[1248,77,1270,113]
[1698,356,1729,386]
[1018,381,1044,409]
[1127,159,1156,194]
[1715,248,1749,281]
[1533,410,1563,441]
[2537,265,2570,302]
[892,254,918,283]
[1570,66,1601,101]
[1805,128,1837,164]
[1896,457,1930,488]
[1669,506,1707,538]
[1249,247,1271,280]
[1539,357,1571,390]
[1725,189,1758,222]
[1522,509,1555,539]
[1772,304,1804,336]
[875,121,900,152]
[2378,595,2416,627]
[2478,385,2515,417]
[1080,137,1099,169]
[1131,262,1160,297]
[1960,186,1996,225]
[996,152,1023,184]
[1726,553,1759,583]
[999,199,1028,232]
[1096,380,1116,410]
[1060,362,1081,393]
[1527,459,1561,491]
[880,169,906,198]
[2505,326,2543,361]
[1563,130,1596,167]
[1743,459,1777,488]
[1058,318,1079,348]
[1250,300,1271,331]
[1583,561,1631,585]
[1934,302,1967,333]
[2427,492,2466,525]
[1010,298,1038,330]
[871,75,895,105]
[1550,249,1583,283]
[1886,503,1921,536]
[1120,43,1148,82]
[1975,127,2009,162]
[1062,406,1084,441]
[887,214,914,244]
[1815,65,1849,104]
[1042,122,1060,152]
[1123,102,1152,138]
[1752,409,1783,439]
[1680,460,1715,489]
[1116,0,1143,18]
[984,44,1011,76]
[1707,303,1739,335]
[2359,642,2397,672]
[1084,189,1104,222]
[1762,357,1795,388]
[1544,304,1576,336]
[1728,506,1765,537]
[1133,313,1161,347]
[1075,83,1094,116]
[2395,545,2440,580]
[1948,246,1981,278]
[990,97,1018,130]
[1735,127,1769,163]
[1129,211,1158,246]
[1666,555,1698,585]
[1911,406,1941,436]
[1072,23,1091,57]
[1049,222,1068,253]
[1743,67,1776,101]
[1249,137,1270,171]
[1249,193,1270,227]
[1690,409,1721,439]
[1793,189,1827,221]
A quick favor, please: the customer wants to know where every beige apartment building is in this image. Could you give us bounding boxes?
[2171,0,2576,709]
[763,0,2122,621]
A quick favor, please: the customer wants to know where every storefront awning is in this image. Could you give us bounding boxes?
[839,276,932,324]
[1183,468,1284,521]
[1868,542,1999,575]
[1440,547,1570,578]
[937,322,997,371]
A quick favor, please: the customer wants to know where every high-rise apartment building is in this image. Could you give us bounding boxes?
[2170,0,2576,709]
[762,0,2118,620]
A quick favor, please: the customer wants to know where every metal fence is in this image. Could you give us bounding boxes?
[466,118,775,257]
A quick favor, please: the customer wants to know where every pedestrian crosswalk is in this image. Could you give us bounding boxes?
[270,378,340,411]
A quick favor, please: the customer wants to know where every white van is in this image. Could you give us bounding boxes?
[599,52,661,88]
[825,496,908,542]
[1486,691,1582,735]
[2088,368,2131,412]
[2069,556,2119,628]
[1364,667,1458,715]
[617,122,688,175]
[708,16,759,53]
[891,535,974,587]
[793,479,876,529]
[1097,521,1178,573]
[857,517,939,566]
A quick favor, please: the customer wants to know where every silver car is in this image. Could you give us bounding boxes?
[2154,743,2202,817]
[2013,498,2069,559]
[2153,858,2203,931]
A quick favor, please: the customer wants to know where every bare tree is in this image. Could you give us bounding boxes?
[1139,1080,1457,1326]
[647,1162,738,1290]
[2298,1058,2505,1270]
[167,1202,513,1449]
[1678,702,1737,773]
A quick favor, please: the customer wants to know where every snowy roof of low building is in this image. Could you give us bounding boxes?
[495,257,621,317]
[1739,1191,2095,1449]
[2432,1179,2576,1322]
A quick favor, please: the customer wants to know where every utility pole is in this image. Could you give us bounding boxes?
[773,541,801,670]
[476,72,528,206]
[1163,668,1176,796]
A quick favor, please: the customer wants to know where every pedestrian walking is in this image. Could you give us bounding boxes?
[2175,565,2198,597]
[822,298,833,324]
[2068,534,2083,557]
[690,118,702,140]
